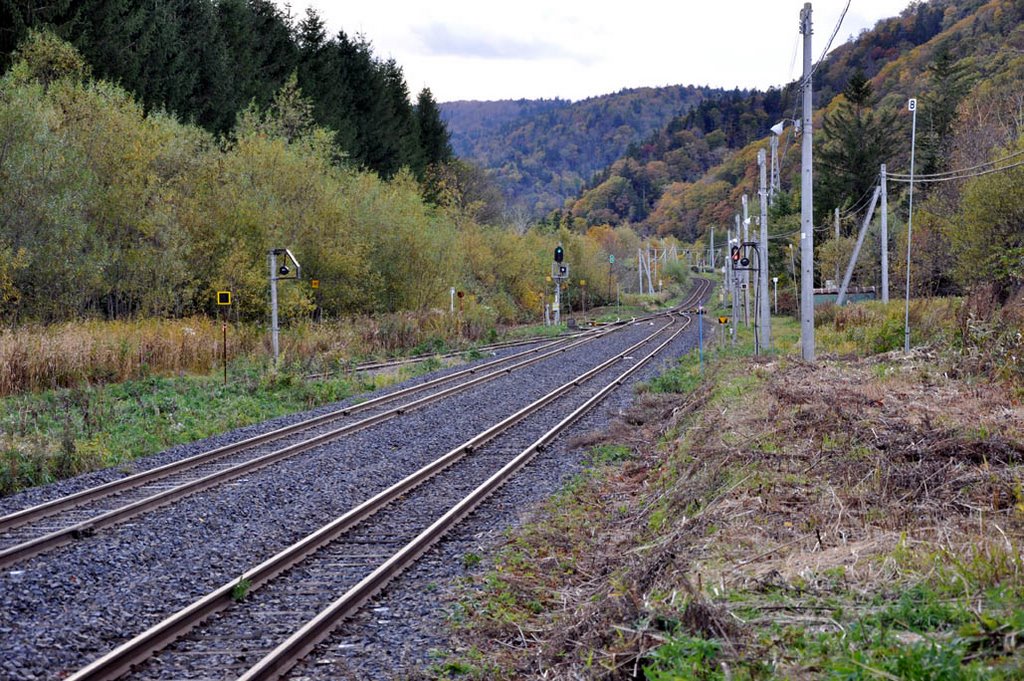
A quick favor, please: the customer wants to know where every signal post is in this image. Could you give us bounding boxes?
[552,245,568,325]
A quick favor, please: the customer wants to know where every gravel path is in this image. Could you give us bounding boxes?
[0,309,704,680]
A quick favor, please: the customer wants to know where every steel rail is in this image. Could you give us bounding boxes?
[241,305,700,681]
[307,327,603,378]
[0,292,692,540]
[0,323,639,570]
[0,326,619,538]
[63,303,702,681]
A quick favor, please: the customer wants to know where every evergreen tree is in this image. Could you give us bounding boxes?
[377,58,420,177]
[296,8,357,159]
[0,0,70,68]
[919,44,970,175]
[816,71,899,231]
[416,87,452,168]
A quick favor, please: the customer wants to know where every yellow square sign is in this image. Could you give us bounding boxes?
[216,291,232,306]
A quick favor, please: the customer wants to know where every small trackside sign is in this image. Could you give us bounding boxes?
[217,291,232,306]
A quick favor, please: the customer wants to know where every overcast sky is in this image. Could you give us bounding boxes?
[281,1,914,103]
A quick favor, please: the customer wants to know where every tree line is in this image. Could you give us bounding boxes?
[0,0,451,178]
[0,32,656,327]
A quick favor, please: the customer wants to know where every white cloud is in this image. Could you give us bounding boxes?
[285,1,915,102]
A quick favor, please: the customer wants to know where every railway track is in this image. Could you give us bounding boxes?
[308,326,603,378]
[0,321,630,569]
[62,278,711,680]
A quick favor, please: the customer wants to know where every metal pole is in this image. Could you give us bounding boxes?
[758,148,771,351]
[269,250,280,365]
[554,281,561,325]
[773,277,779,314]
[710,227,715,271]
[222,321,227,385]
[904,99,918,353]
[698,306,704,377]
[799,2,815,362]
[880,163,889,303]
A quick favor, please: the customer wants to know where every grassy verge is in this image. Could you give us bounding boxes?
[434,306,1024,679]
[0,363,391,496]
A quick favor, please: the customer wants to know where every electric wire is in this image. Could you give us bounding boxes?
[838,177,882,217]
[887,159,1024,184]
[803,0,852,88]
[777,1,852,190]
[887,148,1024,179]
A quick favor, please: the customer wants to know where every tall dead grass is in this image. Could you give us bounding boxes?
[0,319,255,396]
[0,307,501,396]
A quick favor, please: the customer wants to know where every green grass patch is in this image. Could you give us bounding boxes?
[0,362,378,496]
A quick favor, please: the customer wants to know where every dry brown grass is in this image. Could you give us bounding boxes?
[445,352,1024,679]
[0,308,503,397]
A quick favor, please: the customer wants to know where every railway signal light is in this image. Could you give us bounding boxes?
[731,246,741,263]
[558,265,567,276]
[554,245,564,263]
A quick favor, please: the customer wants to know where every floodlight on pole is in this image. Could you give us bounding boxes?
[768,119,799,205]
[268,248,301,366]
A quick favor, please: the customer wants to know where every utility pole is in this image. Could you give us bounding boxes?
[799,2,815,362]
[731,218,739,347]
[758,148,771,351]
[724,225,731,296]
[742,195,750,328]
[269,251,279,363]
[638,248,643,295]
[880,163,889,303]
[769,131,780,205]
[834,207,841,286]
[710,226,715,271]
[837,186,880,306]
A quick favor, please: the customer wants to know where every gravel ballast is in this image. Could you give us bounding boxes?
[0,310,705,680]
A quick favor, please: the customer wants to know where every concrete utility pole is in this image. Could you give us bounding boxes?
[758,148,771,351]
[724,225,732,296]
[731,217,740,346]
[833,207,841,288]
[837,186,880,306]
[269,251,280,362]
[880,163,889,303]
[799,2,815,362]
[769,131,780,205]
[268,248,301,366]
[742,196,751,327]
[710,226,715,271]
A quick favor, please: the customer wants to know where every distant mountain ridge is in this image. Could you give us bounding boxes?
[561,0,1016,240]
[441,85,716,217]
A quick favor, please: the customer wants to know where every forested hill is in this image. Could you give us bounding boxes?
[441,85,715,217]
[0,0,451,179]
[564,0,1022,242]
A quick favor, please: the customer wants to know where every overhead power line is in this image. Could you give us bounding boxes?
[803,0,852,88]
[888,158,1024,184]
[839,176,882,217]
[887,148,1024,180]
